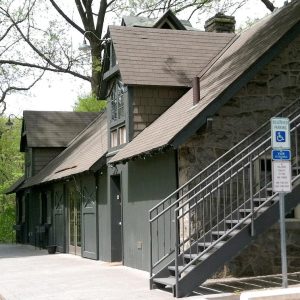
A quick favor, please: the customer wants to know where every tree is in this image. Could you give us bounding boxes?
[73,94,106,112]
[0,117,23,242]
[0,0,278,113]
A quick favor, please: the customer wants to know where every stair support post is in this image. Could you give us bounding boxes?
[149,210,153,282]
[175,208,179,298]
[279,192,288,288]
[250,158,255,237]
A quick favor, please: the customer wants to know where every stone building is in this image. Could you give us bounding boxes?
[7,2,300,298]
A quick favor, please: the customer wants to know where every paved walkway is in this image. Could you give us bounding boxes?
[0,244,173,300]
[1,244,300,300]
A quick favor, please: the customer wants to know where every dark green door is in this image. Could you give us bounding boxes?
[68,185,81,256]
[111,175,122,262]
[53,186,65,252]
[82,179,97,260]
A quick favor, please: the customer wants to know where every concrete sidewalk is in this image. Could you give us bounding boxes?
[1,244,299,300]
[0,244,174,300]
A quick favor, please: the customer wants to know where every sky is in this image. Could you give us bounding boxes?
[4,0,287,117]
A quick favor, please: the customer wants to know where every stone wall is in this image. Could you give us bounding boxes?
[178,35,300,276]
[178,35,300,185]
[132,86,187,137]
[228,220,300,276]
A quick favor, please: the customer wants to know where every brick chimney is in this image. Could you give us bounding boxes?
[204,13,235,33]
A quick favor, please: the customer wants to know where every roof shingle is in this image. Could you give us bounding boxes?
[22,111,99,149]
[109,26,235,87]
[22,111,108,188]
[110,1,300,164]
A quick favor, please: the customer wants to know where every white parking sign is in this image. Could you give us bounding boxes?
[271,118,290,149]
[272,160,292,192]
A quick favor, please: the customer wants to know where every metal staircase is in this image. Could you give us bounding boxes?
[149,98,300,298]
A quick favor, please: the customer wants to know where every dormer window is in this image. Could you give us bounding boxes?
[109,79,127,149]
[110,43,117,68]
[111,81,124,122]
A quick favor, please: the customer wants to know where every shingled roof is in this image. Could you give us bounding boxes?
[109,26,235,87]
[22,111,108,188]
[5,176,25,195]
[110,1,300,164]
[21,111,99,150]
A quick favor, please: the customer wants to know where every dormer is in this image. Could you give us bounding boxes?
[121,9,194,31]
[100,25,235,156]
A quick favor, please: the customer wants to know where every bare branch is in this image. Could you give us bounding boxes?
[0,70,45,114]
[75,0,89,29]
[6,11,90,82]
[96,0,108,35]
[260,0,276,12]
[49,0,85,34]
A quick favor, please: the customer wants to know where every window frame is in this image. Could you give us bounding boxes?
[110,81,125,127]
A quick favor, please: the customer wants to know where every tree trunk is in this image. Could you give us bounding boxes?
[90,40,102,97]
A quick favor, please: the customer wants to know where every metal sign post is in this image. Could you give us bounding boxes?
[271,117,291,289]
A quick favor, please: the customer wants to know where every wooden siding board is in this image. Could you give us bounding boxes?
[123,152,177,271]
[98,169,111,261]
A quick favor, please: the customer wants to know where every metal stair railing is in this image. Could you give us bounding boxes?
[174,112,300,291]
[149,98,300,278]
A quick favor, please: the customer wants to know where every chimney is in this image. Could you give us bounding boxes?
[193,76,200,106]
[204,13,235,33]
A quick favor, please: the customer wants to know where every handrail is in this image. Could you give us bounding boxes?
[149,98,300,281]
[177,171,300,275]
[176,114,300,212]
[149,98,300,217]
[174,115,300,277]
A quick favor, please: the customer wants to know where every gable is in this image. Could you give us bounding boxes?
[121,10,193,30]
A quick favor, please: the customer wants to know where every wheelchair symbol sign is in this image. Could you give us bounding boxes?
[276,131,286,143]
[271,117,290,149]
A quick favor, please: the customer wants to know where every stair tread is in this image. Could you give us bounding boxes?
[153,276,176,286]
[239,207,268,213]
[212,230,240,236]
[184,252,210,260]
[253,196,279,201]
[198,241,226,248]
[225,219,251,224]
[168,265,195,272]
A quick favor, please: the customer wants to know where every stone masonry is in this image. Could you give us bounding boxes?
[178,35,300,276]
[179,35,300,185]
[132,86,187,137]
[228,221,300,276]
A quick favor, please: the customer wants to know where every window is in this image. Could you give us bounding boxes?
[111,130,118,148]
[110,44,117,68]
[111,81,124,122]
[119,126,126,145]
[110,126,127,148]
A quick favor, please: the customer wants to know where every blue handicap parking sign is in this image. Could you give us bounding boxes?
[275,131,286,143]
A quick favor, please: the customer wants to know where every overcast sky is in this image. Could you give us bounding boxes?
[5,0,286,117]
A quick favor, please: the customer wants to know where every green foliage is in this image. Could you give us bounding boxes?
[0,117,23,243]
[73,94,106,112]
